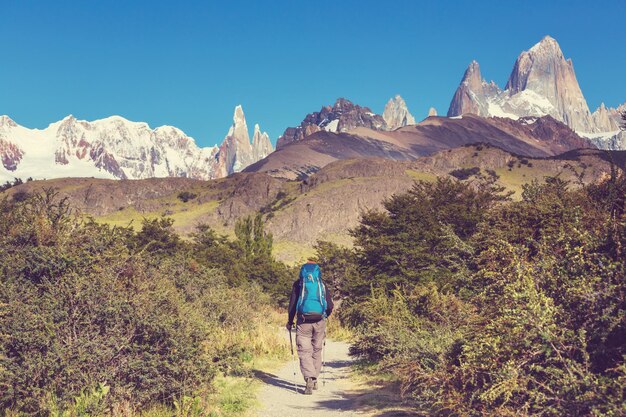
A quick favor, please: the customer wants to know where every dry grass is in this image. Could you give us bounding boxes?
[326,314,353,342]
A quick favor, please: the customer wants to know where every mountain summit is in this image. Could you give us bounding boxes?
[447,60,501,117]
[213,105,273,177]
[383,95,416,130]
[276,98,386,149]
[447,35,625,148]
[505,35,594,132]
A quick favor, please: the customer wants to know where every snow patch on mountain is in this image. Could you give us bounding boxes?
[0,107,273,182]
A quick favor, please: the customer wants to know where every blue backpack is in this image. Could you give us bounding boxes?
[296,263,327,318]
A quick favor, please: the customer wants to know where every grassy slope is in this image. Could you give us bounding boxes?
[98,199,220,229]
[92,163,562,263]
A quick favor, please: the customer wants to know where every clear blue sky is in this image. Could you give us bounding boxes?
[1,0,624,147]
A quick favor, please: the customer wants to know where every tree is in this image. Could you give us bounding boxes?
[350,178,500,298]
[134,217,180,256]
[235,213,273,260]
[313,241,358,298]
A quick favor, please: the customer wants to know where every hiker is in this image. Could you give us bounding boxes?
[286,259,334,395]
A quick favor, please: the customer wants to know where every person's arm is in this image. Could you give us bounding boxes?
[287,281,298,327]
[325,284,334,318]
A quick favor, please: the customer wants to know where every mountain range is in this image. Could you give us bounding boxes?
[7,145,623,261]
[0,106,273,182]
[447,35,625,149]
[0,35,624,185]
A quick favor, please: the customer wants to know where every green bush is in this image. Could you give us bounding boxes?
[342,175,626,416]
[0,190,284,414]
[349,178,500,299]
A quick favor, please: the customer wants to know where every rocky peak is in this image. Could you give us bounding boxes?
[592,103,618,132]
[277,98,386,149]
[215,106,255,176]
[591,102,626,133]
[229,105,250,145]
[462,60,484,91]
[447,36,602,135]
[60,114,77,125]
[428,107,438,117]
[332,98,354,112]
[214,106,274,177]
[383,95,416,130]
[504,36,594,132]
[447,60,501,117]
[252,123,274,161]
[506,36,565,94]
[529,35,562,56]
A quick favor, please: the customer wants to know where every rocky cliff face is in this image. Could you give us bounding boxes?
[591,102,625,132]
[252,124,273,162]
[382,95,416,130]
[506,36,595,132]
[0,106,273,181]
[447,36,621,143]
[276,98,386,149]
[581,103,625,150]
[213,106,273,177]
[447,60,502,117]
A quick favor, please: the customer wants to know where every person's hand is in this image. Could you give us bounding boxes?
[286,322,293,331]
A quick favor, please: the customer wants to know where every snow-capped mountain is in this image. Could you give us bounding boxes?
[447,35,625,149]
[383,95,416,130]
[585,103,626,149]
[0,106,273,182]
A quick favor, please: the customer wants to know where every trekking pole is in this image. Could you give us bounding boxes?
[289,327,299,393]
[322,339,326,388]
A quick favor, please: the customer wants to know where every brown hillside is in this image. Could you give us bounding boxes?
[5,146,619,263]
[246,114,596,180]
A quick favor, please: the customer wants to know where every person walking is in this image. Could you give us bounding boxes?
[286,259,334,395]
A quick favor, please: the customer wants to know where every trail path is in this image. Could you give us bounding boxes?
[254,336,366,417]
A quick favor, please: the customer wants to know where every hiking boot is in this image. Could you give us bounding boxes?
[304,377,314,395]
[312,378,318,390]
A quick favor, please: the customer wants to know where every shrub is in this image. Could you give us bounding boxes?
[342,175,626,416]
[349,178,500,299]
[0,177,23,192]
[448,167,480,180]
[177,191,197,202]
[0,191,282,414]
[11,190,30,202]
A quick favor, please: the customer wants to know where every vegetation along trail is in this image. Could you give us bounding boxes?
[255,337,365,417]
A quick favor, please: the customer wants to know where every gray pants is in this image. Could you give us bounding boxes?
[296,319,326,379]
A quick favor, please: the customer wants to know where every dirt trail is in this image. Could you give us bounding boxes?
[254,336,366,417]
